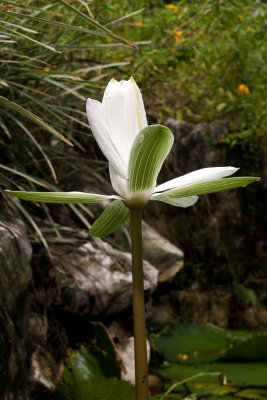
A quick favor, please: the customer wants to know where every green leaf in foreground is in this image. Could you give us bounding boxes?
[55,376,135,400]
[55,346,135,400]
[0,95,72,146]
[158,177,260,199]
[4,190,114,204]
[222,334,267,361]
[207,362,267,387]
[158,362,267,398]
[90,200,129,237]
[154,323,229,364]
[128,125,174,193]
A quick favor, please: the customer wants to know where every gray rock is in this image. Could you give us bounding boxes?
[29,345,59,393]
[116,337,150,385]
[142,222,184,282]
[0,215,32,400]
[148,290,230,328]
[49,239,158,317]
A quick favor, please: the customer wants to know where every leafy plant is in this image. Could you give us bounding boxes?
[153,323,267,399]
[54,347,135,400]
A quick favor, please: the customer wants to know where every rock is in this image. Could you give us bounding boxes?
[0,214,32,400]
[142,222,184,282]
[114,337,150,385]
[27,314,68,397]
[147,294,178,325]
[163,119,228,177]
[148,290,229,328]
[29,345,59,394]
[259,308,267,326]
[236,306,267,329]
[47,239,158,317]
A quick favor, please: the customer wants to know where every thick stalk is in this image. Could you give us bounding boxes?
[130,207,149,400]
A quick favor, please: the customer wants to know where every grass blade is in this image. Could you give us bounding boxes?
[0,95,73,146]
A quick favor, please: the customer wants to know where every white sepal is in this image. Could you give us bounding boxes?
[151,194,199,207]
[154,167,239,194]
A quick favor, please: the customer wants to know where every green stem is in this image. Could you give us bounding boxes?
[130,207,149,400]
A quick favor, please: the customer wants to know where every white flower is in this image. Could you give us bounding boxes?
[5,77,259,237]
[86,77,150,204]
[86,77,241,208]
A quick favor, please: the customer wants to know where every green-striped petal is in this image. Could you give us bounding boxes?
[128,124,174,193]
[90,200,129,237]
[155,177,260,199]
[4,190,117,204]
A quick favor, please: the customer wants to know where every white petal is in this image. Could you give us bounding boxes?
[154,167,239,193]
[151,194,199,207]
[109,164,130,199]
[86,98,128,178]
[102,77,147,168]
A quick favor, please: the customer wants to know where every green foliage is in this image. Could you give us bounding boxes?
[94,0,266,143]
[90,200,130,237]
[4,190,114,204]
[153,323,241,364]
[128,125,173,193]
[153,323,267,399]
[159,177,260,199]
[54,345,135,400]
[55,376,135,400]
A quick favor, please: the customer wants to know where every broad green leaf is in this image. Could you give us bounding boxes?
[0,95,72,146]
[222,334,267,361]
[56,345,135,400]
[64,348,104,382]
[128,124,173,193]
[55,376,135,400]
[91,322,120,379]
[159,363,220,382]
[235,388,267,399]
[160,177,260,199]
[90,200,129,237]
[207,362,267,387]
[4,190,114,204]
[154,323,230,364]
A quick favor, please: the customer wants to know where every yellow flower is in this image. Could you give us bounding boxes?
[135,21,144,27]
[165,4,179,13]
[238,84,250,94]
[174,29,184,42]
[237,14,244,22]
[178,353,188,360]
